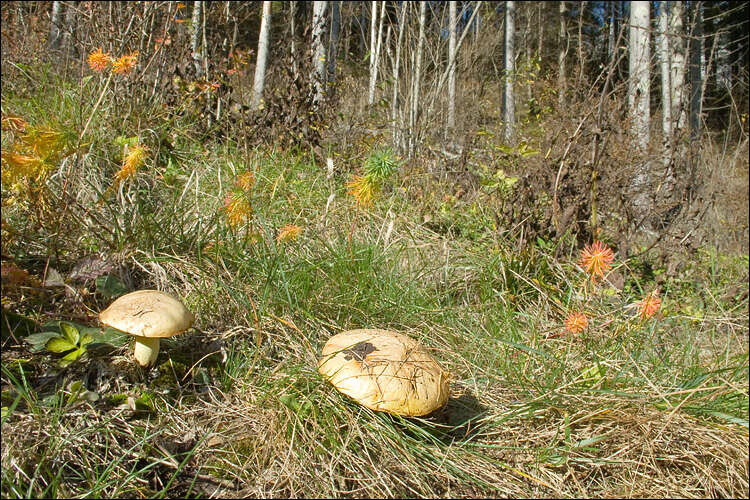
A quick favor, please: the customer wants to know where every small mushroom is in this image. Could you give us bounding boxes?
[99,290,195,367]
[318,329,450,417]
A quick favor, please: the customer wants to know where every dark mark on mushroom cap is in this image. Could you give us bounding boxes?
[342,342,377,362]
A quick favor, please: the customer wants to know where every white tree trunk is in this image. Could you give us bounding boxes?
[629,1,650,152]
[392,2,407,149]
[689,1,703,140]
[290,2,298,80]
[191,1,203,78]
[669,1,687,131]
[658,1,671,171]
[49,1,63,50]
[447,1,457,131]
[504,1,515,145]
[368,1,378,105]
[628,0,651,228]
[607,0,615,62]
[61,1,77,56]
[312,1,328,108]
[252,1,272,110]
[368,2,385,106]
[409,1,426,157]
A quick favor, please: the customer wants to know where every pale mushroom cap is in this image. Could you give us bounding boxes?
[318,329,450,417]
[99,290,195,338]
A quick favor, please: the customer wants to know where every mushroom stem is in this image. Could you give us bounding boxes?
[133,336,160,367]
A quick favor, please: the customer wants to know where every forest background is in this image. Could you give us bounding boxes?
[1,1,748,498]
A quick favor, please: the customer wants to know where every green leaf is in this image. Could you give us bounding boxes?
[59,348,85,367]
[25,331,63,352]
[96,274,129,299]
[59,322,80,345]
[46,337,77,353]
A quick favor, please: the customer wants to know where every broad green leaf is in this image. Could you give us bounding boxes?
[59,348,85,367]
[59,322,80,345]
[25,331,63,352]
[46,337,77,353]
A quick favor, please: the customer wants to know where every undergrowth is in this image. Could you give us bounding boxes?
[2,50,748,500]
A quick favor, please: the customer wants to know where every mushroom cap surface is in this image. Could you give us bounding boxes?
[318,329,450,417]
[99,290,195,338]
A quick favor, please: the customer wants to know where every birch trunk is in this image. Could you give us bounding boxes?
[49,1,63,50]
[689,1,703,140]
[368,2,385,106]
[629,1,650,152]
[504,1,515,145]
[312,1,328,108]
[252,1,272,110]
[368,1,378,105]
[191,1,203,78]
[392,2,406,149]
[409,1,426,157]
[658,2,671,171]
[669,1,686,131]
[628,0,652,228]
[290,2,298,80]
[61,1,77,56]
[607,1,615,62]
[447,1,457,131]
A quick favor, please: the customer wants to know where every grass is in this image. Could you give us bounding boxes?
[2,62,749,498]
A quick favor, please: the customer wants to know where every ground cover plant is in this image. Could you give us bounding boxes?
[2,2,748,498]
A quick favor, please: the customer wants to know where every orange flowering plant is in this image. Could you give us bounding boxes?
[564,311,589,334]
[638,290,661,320]
[579,241,615,279]
[223,171,256,227]
[276,224,302,243]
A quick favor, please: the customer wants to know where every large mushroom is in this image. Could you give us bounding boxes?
[318,329,450,417]
[99,290,195,367]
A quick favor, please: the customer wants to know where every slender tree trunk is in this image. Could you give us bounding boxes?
[368,1,378,105]
[538,3,543,58]
[628,0,651,228]
[607,1,615,62]
[312,1,328,108]
[689,1,703,140]
[576,1,587,87]
[290,2,299,80]
[252,1,272,110]
[504,1,515,145]
[669,1,686,131]
[447,1,457,131]
[558,1,567,105]
[328,1,340,83]
[409,1,426,157]
[61,1,77,56]
[659,2,671,157]
[629,1,650,151]
[191,1,203,78]
[368,2,385,106]
[49,1,63,50]
[392,2,406,150]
